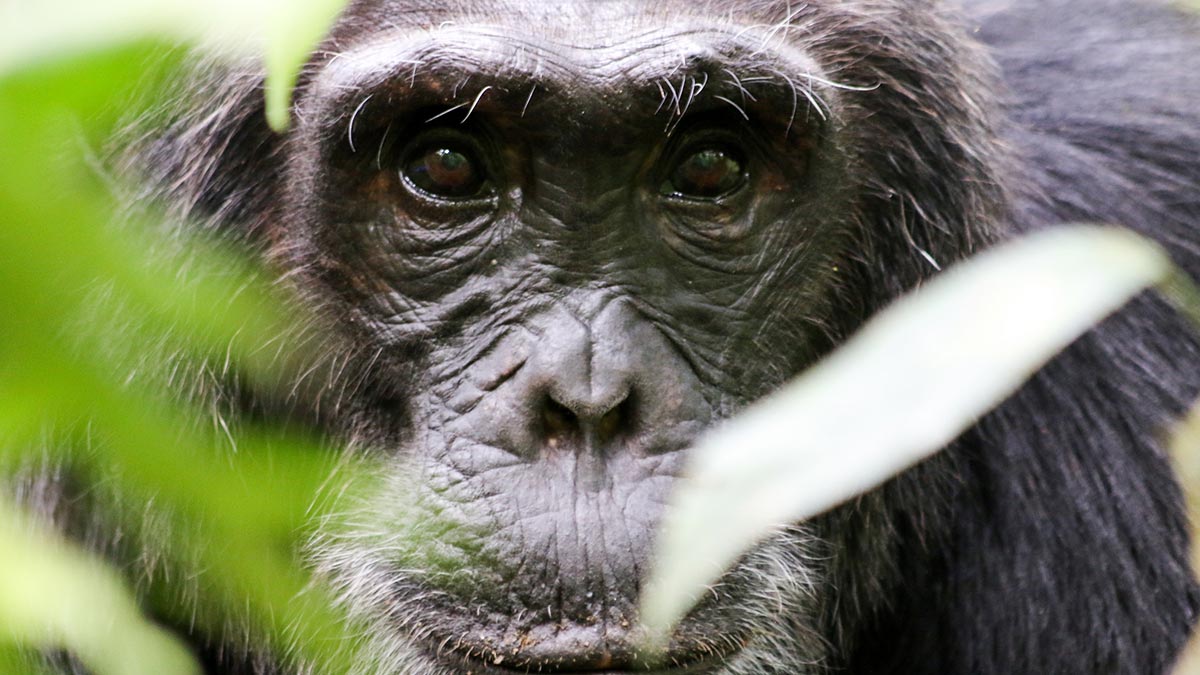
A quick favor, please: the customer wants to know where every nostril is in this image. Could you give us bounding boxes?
[597,406,620,442]
[542,397,579,448]
[596,393,634,444]
[539,391,634,451]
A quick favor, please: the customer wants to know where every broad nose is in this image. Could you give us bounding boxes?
[511,295,700,456]
[527,301,643,453]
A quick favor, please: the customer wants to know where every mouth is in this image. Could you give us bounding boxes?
[444,653,723,675]
[424,622,738,675]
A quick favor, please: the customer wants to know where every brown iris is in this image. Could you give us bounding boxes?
[662,146,746,200]
[403,145,487,199]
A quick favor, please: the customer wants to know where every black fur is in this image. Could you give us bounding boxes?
[845,1,1200,671]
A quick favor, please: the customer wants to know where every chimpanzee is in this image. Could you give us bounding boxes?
[34,0,1200,673]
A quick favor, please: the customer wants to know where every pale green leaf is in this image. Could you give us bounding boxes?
[0,503,200,675]
[0,0,347,130]
[640,225,1171,643]
[263,0,348,131]
[0,0,268,72]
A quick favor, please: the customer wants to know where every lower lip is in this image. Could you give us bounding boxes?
[443,650,719,675]
[461,658,718,675]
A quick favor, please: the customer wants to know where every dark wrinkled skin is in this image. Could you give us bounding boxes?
[293,12,850,672]
[24,0,1200,673]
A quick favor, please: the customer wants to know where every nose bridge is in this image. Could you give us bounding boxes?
[530,152,637,245]
[461,292,710,464]
[533,298,635,419]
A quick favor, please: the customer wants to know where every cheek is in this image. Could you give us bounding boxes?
[312,199,504,300]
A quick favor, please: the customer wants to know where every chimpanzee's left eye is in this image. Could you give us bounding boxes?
[661,145,747,200]
[402,142,490,200]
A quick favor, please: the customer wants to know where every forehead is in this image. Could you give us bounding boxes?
[335,0,779,43]
[324,0,793,73]
[312,0,816,117]
[300,0,832,158]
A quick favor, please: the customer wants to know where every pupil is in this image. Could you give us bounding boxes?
[669,147,744,199]
[435,149,467,173]
[693,150,722,170]
[424,149,472,189]
[404,145,485,199]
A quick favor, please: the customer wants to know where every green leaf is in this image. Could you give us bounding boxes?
[0,0,347,130]
[0,1,260,74]
[0,503,201,675]
[0,645,55,675]
[639,225,1171,644]
[1166,270,1200,675]
[263,0,348,131]
[0,22,357,674]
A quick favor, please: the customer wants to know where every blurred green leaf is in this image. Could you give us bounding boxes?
[0,644,54,675]
[0,2,356,671]
[1169,288,1200,675]
[0,0,347,130]
[263,0,347,130]
[0,503,201,675]
[1,0,262,73]
[640,225,1172,644]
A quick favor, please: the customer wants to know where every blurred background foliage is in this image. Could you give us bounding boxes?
[4,2,1200,674]
[0,2,351,672]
